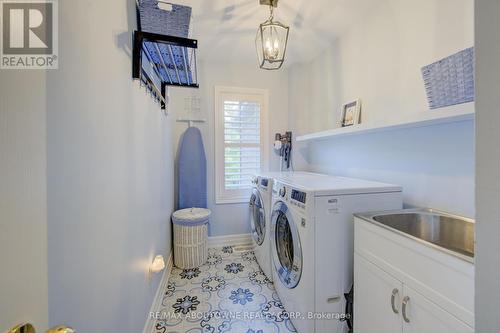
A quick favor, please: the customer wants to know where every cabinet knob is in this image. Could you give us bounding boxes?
[390,288,399,314]
[402,296,411,323]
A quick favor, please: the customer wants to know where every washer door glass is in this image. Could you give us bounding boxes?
[250,188,266,246]
[271,201,302,289]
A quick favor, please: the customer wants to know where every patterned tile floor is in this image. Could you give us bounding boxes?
[153,246,296,333]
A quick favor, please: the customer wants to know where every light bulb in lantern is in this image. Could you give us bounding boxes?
[264,37,280,60]
[265,38,272,54]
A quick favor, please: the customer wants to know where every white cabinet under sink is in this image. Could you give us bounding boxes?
[353,217,474,333]
[354,254,402,333]
[401,284,472,333]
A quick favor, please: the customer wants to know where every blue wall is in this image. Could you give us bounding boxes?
[46,0,174,332]
[300,120,475,218]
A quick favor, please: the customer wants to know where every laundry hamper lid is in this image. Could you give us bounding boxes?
[172,208,211,226]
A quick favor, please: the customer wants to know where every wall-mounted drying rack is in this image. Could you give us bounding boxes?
[132,30,199,110]
[138,62,166,107]
[176,118,206,127]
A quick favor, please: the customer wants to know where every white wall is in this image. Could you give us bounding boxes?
[0,73,49,331]
[289,0,475,217]
[475,0,500,330]
[292,0,474,134]
[46,0,174,332]
[169,61,289,236]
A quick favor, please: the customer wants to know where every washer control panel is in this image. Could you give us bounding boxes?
[273,182,288,199]
[279,186,287,198]
[290,188,307,209]
[273,182,308,211]
[291,189,307,204]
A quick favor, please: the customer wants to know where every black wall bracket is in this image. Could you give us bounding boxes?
[132,30,199,109]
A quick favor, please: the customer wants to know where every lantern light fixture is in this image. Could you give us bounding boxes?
[255,0,289,70]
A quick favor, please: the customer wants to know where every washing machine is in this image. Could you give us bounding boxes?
[250,172,322,281]
[270,175,403,333]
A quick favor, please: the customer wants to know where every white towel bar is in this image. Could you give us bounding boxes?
[176,118,206,127]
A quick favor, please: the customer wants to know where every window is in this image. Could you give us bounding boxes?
[215,86,268,203]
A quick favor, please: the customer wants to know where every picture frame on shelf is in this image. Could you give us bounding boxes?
[340,99,361,127]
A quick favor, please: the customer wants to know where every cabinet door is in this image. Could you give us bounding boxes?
[402,285,473,333]
[354,253,403,333]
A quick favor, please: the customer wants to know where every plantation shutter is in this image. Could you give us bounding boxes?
[223,100,261,190]
[215,86,267,203]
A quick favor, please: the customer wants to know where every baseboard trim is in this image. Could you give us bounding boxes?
[142,252,173,333]
[208,233,253,248]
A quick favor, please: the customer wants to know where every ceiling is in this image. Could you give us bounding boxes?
[171,0,378,66]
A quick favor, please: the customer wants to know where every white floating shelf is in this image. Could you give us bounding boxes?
[296,103,475,142]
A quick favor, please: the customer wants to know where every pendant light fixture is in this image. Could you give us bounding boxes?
[255,0,289,70]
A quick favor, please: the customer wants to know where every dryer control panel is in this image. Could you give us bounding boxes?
[260,178,269,187]
[259,176,272,194]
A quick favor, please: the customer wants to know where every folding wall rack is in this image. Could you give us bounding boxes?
[132,30,199,109]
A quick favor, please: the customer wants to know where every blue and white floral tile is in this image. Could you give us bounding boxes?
[217,280,267,313]
[153,246,296,333]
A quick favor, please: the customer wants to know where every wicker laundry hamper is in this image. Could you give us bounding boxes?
[137,0,191,38]
[172,208,210,269]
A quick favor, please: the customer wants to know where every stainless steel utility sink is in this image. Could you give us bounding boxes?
[355,208,475,262]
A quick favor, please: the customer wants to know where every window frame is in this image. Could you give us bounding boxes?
[214,86,269,204]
